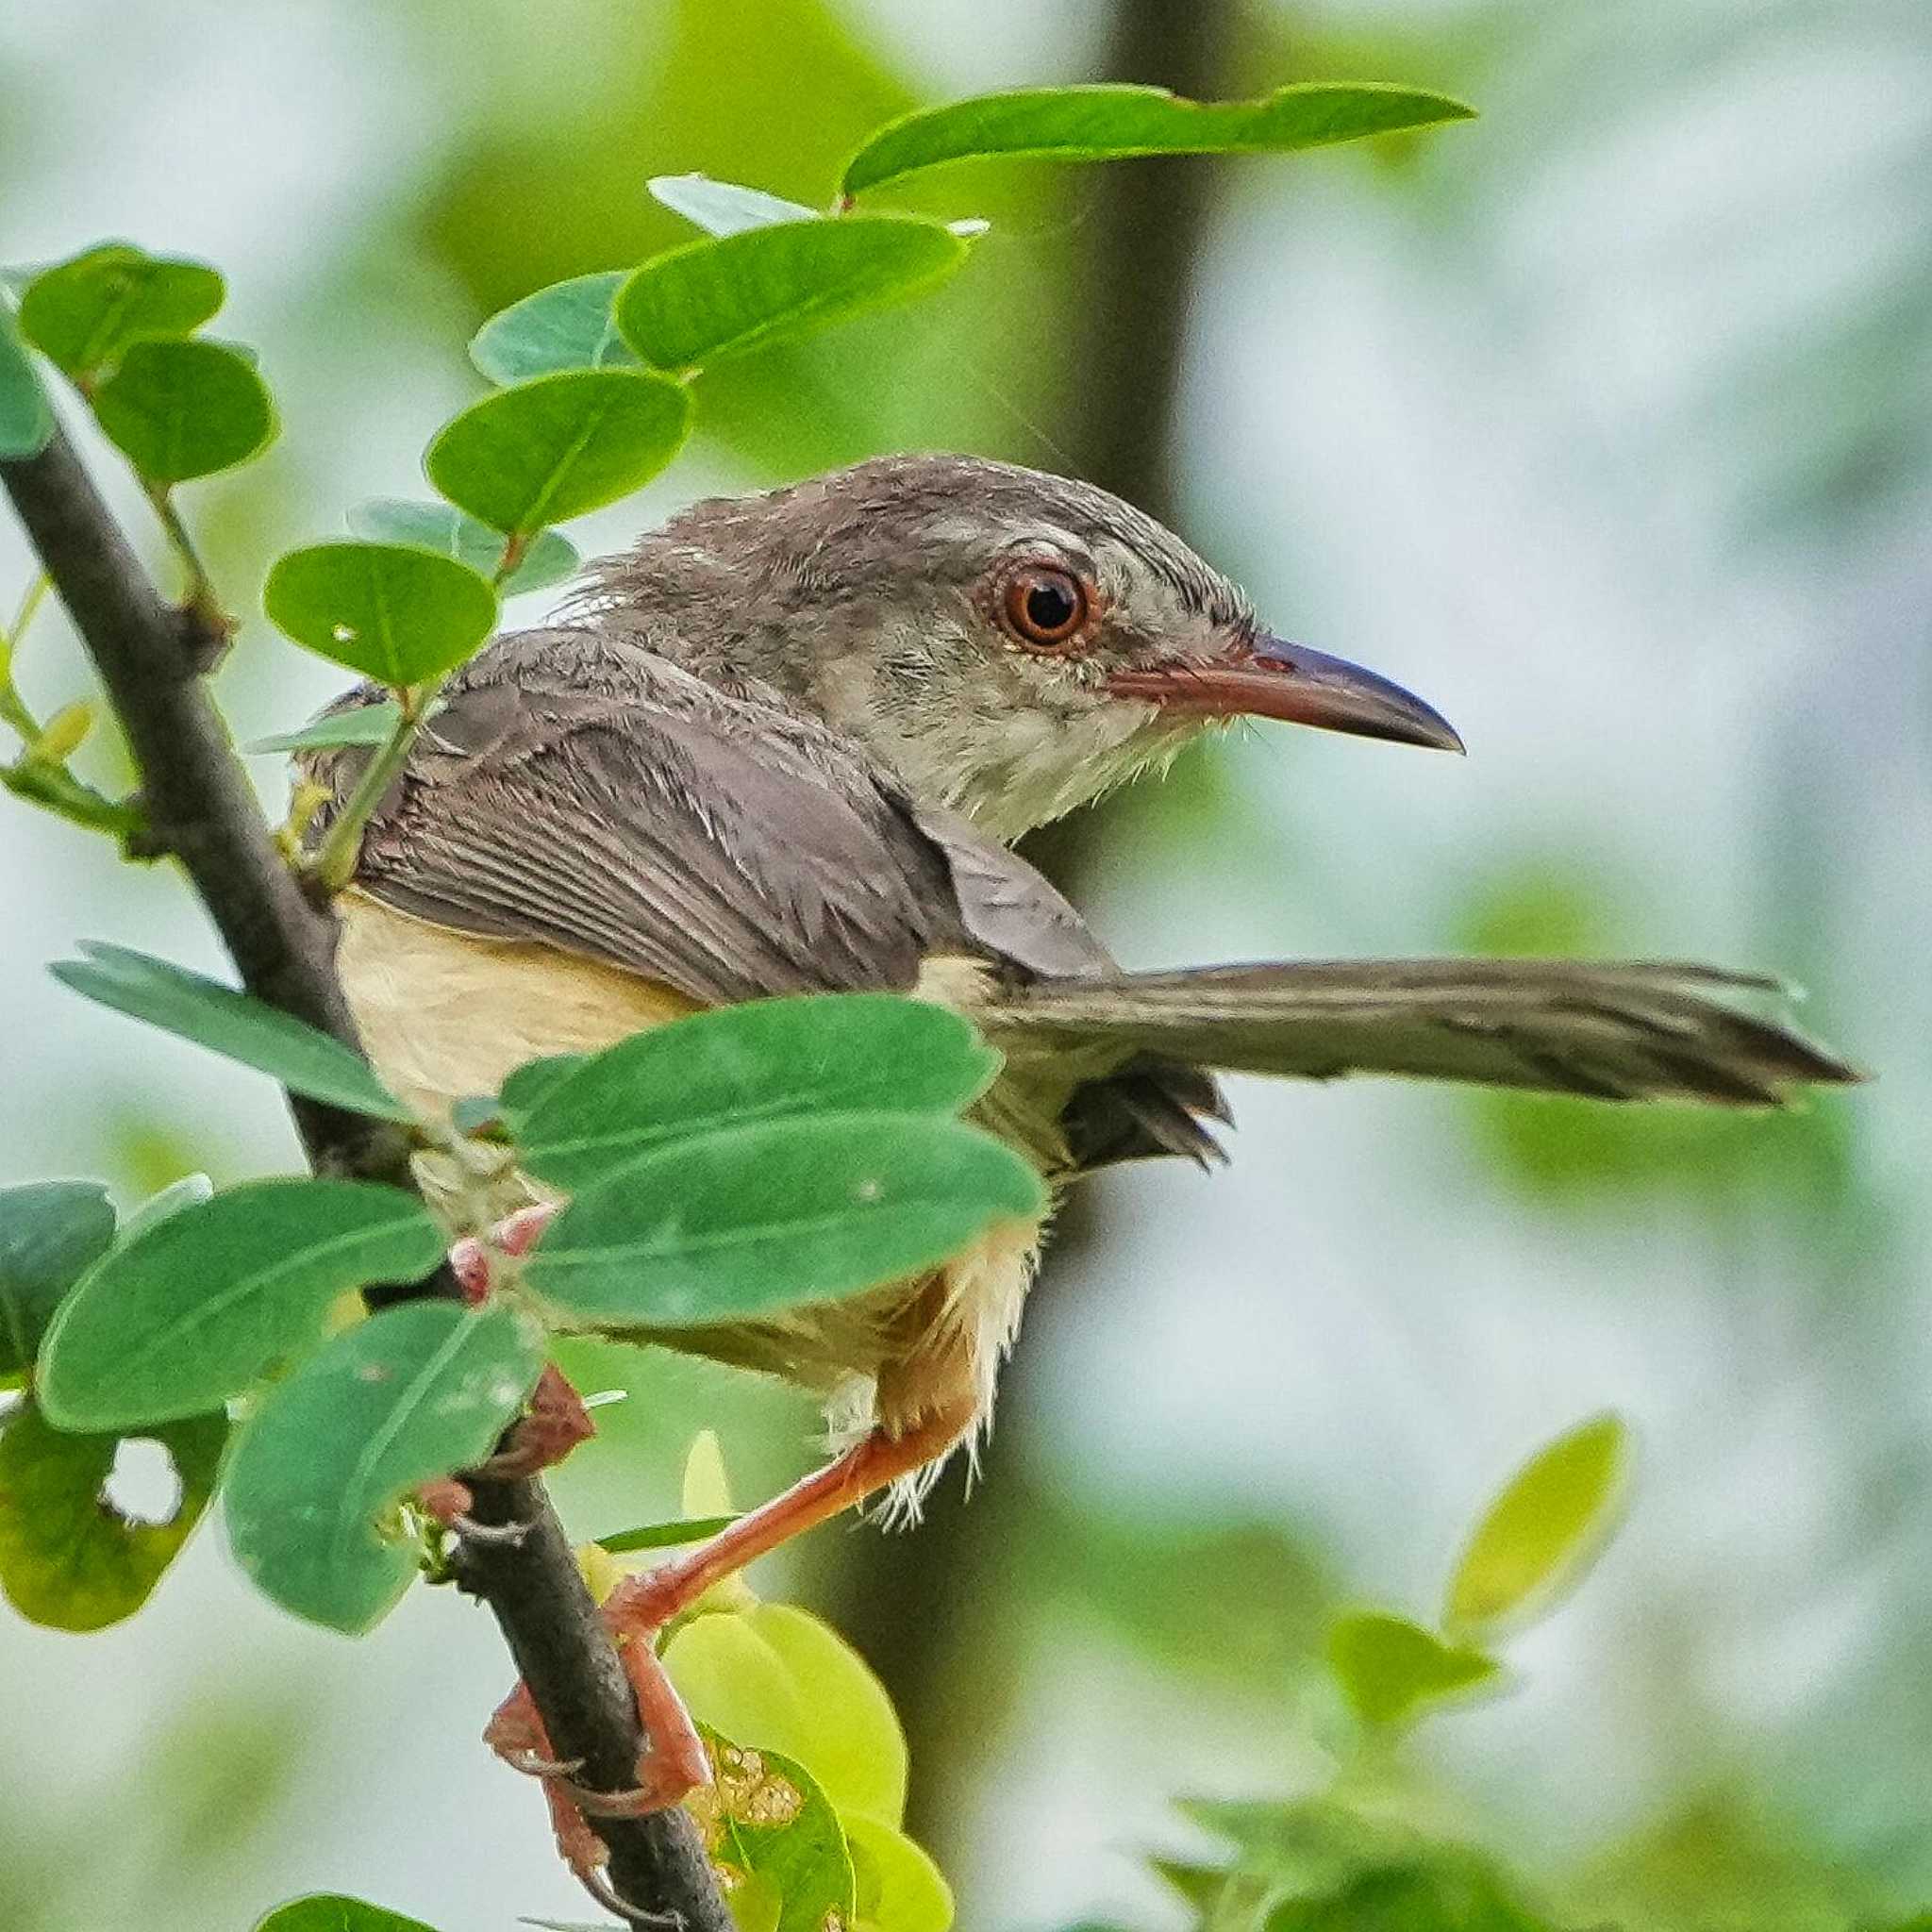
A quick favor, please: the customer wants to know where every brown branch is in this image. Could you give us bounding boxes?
[0,422,732,1932]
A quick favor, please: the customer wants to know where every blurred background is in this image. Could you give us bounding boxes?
[2,1,1927,1926]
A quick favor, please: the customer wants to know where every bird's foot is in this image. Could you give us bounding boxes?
[486,1617,711,1879]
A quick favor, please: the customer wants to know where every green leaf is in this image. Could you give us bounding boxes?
[689,1724,855,1932]
[1443,1413,1632,1638]
[0,296,55,458]
[253,1894,441,1932]
[846,1814,954,1932]
[263,540,498,684]
[506,994,1001,1193]
[596,1511,738,1556]
[37,1178,445,1431]
[51,941,416,1124]
[247,701,408,756]
[225,1299,543,1632]
[425,366,691,535]
[843,82,1477,196]
[346,497,580,596]
[118,1173,213,1243]
[523,1113,1043,1329]
[92,337,275,482]
[1266,1859,1555,1932]
[0,1180,116,1381]
[1325,1611,1500,1729]
[665,1600,908,1825]
[0,1400,225,1631]
[470,272,641,384]
[615,217,967,375]
[16,243,224,379]
[648,174,822,238]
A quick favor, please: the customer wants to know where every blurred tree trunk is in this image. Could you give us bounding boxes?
[816,0,1245,1852]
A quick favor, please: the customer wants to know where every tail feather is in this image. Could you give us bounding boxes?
[989,958,1862,1108]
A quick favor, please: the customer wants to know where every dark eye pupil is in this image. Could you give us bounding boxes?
[1025,580,1075,632]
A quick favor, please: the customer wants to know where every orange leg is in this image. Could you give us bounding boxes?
[487,1397,976,1852]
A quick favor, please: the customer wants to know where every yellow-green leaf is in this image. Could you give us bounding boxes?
[1444,1413,1632,1637]
[1325,1610,1500,1729]
[666,1600,908,1826]
[846,1814,954,1932]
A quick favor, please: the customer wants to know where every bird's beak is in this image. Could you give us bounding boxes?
[1108,633,1464,753]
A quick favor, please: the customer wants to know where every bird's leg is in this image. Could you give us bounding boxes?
[606,1395,977,1636]
[487,1397,975,1848]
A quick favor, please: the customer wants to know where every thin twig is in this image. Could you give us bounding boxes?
[0,419,733,1932]
[308,674,447,892]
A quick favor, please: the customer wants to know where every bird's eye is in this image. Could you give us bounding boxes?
[1000,566,1090,651]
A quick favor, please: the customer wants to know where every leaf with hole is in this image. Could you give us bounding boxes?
[17,243,224,378]
[92,337,275,482]
[52,941,415,1123]
[505,994,1000,1194]
[841,81,1475,196]
[688,1725,855,1932]
[1326,1611,1500,1729]
[346,497,580,596]
[1444,1413,1631,1637]
[224,1299,543,1632]
[616,217,967,375]
[469,273,641,385]
[253,1895,441,1932]
[425,367,691,535]
[37,1178,445,1430]
[0,1400,225,1631]
[0,296,54,458]
[648,174,821,237]
[263,540,498,685]
[522,1113,1043,1329]
[666,1600,908,1826]
[0,1180,116,1382]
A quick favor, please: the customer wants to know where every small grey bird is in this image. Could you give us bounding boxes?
[312,453,1856,1647]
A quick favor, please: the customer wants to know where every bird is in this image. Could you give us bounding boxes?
[301,452,1857,1846]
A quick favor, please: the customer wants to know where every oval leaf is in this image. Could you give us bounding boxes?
[1325,1610,1500,1730]
[686,1724,856,1932]
[615,217,967,375]
[38,1179,445,1431]
[846,1814,954,1932]
[470,272,641,384]
[842,81,1476,196]
[1444,1413,1632,1636]
[0,1181,116,1382]
[263,540,498,684]
[224,1299,542,1632]
[522,1113,1043,1329]
[92,337,275,483]
[345,497,580,596]
[648,175,822,238]
[17,243,224,378]
[51,940,415,1124]
[0,1401,225,1631]
[425,366,691,535]
[665,1600,908,1826]
[253,1900,441,1932]
[506,994,1001,1193]
[248,701,407,756]
[0,297,54,458]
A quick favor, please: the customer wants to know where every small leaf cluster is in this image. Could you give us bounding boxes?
[11,958,1036,1637]
[602,1434,952,1932]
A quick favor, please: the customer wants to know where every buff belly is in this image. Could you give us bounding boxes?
[333,891,1048,1445]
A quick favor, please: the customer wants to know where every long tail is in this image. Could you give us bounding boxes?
[987,958,1861,1107]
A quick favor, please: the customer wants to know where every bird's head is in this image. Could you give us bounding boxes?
[587,454,1461,841]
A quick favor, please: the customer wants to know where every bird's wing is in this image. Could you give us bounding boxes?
[329,674,967,1007]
